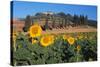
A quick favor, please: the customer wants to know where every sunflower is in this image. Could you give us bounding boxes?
[12,31,16,36]
[78,35,83,39]
[12,31,19,46]
[12,31,18,51]
[67,37,75,45]
[32,38,38,44]
[63,35,67,40]
[40,35,54,47]
[77,45,81,52]
[63,34,70,40]
[29,24,42,38]
[77,33,83,39]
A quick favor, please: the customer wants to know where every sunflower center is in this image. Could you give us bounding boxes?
[32,27,38,34]
[43,37,50,44]
[70,39,73,42]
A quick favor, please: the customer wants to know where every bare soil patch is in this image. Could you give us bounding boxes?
[42,26,97,34]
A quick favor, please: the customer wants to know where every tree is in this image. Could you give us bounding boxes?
[44,14,49,30]
[52,17,55,28]
[73,14,79,26]
[57,12,66,28]
[24,15,32,32]
[79,15,85,25]
[84,16,88,25]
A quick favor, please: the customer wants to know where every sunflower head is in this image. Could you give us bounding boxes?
[63,35,67,40]
[77,45,81,52]
[32,38,38,44]
[67,37,75,45]
[29,24,42,38]
[77,33,83,39]
[12,31,18,41]
[40,35,54,47]
[78,35,83,39]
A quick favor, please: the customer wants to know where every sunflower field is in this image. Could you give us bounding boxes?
[11,24,97,66]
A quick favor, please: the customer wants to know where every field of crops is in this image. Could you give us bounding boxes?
[11,24,97,66]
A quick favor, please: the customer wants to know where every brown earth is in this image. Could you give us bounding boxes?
[42,26,97,34]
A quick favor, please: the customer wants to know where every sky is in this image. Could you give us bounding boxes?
[11,1,97,20]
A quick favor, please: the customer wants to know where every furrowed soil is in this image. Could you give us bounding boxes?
[42,26,97,34]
